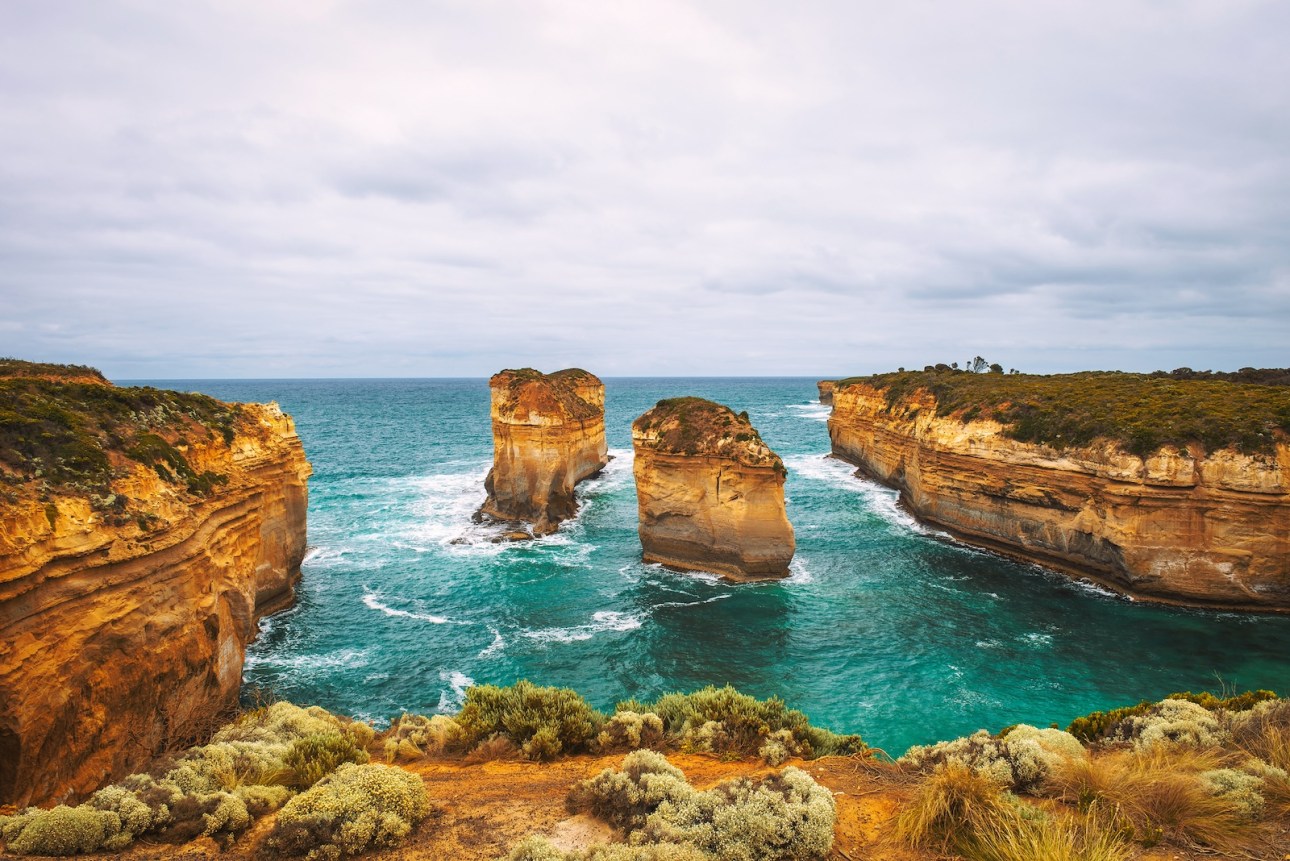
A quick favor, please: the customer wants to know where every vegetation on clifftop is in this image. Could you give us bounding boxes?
[490,368,603,420]
[838,368,1290,457]
[0,360,243,503]
[633,398,785,472]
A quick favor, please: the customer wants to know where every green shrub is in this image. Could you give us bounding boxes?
[264,763,429,859]
[456,681,604,760]
[564,750,835,861]
[285,732,370,789]
[899,725,1087,791]
[626,686,865,760]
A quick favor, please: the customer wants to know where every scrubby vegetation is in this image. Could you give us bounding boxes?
[264,763,429,859]
[417,682,865,765]
[502,750,836,861]
[632,398,785,473]
[0,358,108,383]
[0,702,375,856]
[621,685,867,762]
[838,368,1290,456]
[0,362,242,501]
[892,690,1289,859]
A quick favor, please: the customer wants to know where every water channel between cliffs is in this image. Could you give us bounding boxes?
[132,377,1290,755]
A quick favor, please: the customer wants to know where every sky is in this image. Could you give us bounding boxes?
[1,1,1288,379]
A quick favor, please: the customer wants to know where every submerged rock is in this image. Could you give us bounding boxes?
[477,368,609,537]
[632,397,794,580]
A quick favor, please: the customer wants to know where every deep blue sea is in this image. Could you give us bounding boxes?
[132,378,1290,756]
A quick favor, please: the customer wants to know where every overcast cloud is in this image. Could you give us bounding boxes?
[1,0,1288,377]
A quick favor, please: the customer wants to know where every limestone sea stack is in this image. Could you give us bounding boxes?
[818,380,835,405]
[829,371,1290,610]
[0,362,310,806]
[633,398,795,580]
[478,368,609,537]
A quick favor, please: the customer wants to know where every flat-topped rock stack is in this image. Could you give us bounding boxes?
[478,368,609,537]
[632,397,794,580]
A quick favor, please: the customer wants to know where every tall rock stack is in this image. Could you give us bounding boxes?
[478,368,609,537]
[632,397,795,580]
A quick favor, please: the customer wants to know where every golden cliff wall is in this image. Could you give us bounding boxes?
[818,380,835,405]
[828,382,1290,609]
[633,398,794,581]
[0,402,310,807]
[478,369,608,537]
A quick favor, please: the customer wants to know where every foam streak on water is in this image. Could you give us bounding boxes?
[143,376,1290,759]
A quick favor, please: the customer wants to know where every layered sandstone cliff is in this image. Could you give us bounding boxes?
[0,367,310,806]
[478,369,608,537]
[828,380,1290,609]
[818,380,835,405]
[633,398,794,580]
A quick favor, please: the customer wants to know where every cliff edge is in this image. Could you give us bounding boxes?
[478,368,608,537]
[828,371,1290,609]
[632,398,794,580]
[0,362,310,806]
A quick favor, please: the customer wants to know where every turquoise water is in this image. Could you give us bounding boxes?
[136,378,1290,755]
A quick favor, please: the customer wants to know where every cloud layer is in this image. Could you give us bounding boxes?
[2,1,1288,377]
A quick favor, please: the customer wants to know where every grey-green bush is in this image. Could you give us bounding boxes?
[265,763,429,860]
[564,750,835,861]
[899,725,1087,791]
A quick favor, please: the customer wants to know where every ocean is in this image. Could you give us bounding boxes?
[133,377,1290,755]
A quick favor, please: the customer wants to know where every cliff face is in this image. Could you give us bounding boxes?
[818,381,835,405]
[0,372,310,806]
[633,398,794,581]
[828,381,1290,608]
[478,369,608,537]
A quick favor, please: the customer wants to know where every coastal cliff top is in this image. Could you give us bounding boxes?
[838,368,1290,457]
[632,397,785,470]
[0,361,253,503]
[489,368,603,420]
[0,358,110,385]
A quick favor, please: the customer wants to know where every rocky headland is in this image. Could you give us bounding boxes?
[0,362,310,806]
[632,398,794,580]
[817,380,834,405]
[477,368,608,537]
[828,370,1290,609]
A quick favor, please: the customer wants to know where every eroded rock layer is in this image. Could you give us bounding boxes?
[828,381,1290,608]
[0,370,310,806]
[478,368,608,536]
[818,380,835,405]
[633,398,794,580]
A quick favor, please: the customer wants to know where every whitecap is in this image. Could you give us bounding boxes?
[787,403,832,422]
[245,647,371,673]
[522,610,644,644]
[786,557,815,584]
[652,594,732,610]
[437,670,474,711]
[362,592,450,624]
[478,627,506,659]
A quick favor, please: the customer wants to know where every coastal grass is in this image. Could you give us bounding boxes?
[838,368,1290,456]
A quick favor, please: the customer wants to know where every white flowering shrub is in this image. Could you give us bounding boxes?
[563,751,834,861]
[898,725,1087,790]
[1114,699,1229,751]
[1200,769,1266,820]
[504,835,709,861]
[382,713,466,761]
[596,711,665,752]
[265,763,429,859]
[0,702,369,856]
